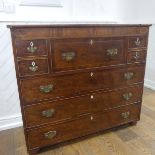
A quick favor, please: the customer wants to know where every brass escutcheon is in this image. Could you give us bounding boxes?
[44,131,57,139]
[123,92,133,101]
[121,111,130,119]
[124,72,134,80]
[40,84,53,93]
[27,41,37,53]
[62,51,75,61]
[42,109,55,118]
[29,61,38,72]
[134,38,141,46]
[106,48,118,56]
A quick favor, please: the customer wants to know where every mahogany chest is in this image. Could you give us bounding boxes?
[8,24,150,155]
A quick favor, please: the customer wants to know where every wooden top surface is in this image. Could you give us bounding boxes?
[7,24,152,29]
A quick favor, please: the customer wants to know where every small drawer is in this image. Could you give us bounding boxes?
[128,36,147,49]
[24,85,143,127]
[27,104,140,149]
[20,66,145,105]
[52,37,125,72]
[127,50,146,64]
[15,39,48,57]
[17,58,49,77]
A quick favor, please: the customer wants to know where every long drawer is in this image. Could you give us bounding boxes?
[27,104,140,149]
[24,85,143,127]
[52,37,125,72]
[20,66,145,105]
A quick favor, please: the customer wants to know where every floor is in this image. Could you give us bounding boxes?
[0,88,155,155]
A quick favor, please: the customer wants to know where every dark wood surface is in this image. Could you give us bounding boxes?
[1,88,155,155]
[8,24,150,155]
[52,37,125,72]
[128,36,147,49]
[127,50,146,64]
[17,58,49,77]
[24,84,143,128]
[15,39,49,57]
[20,66,145,105]
[27,104,140,149]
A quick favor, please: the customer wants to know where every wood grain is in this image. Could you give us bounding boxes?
[8,25,150,154]
[0,87,155,155]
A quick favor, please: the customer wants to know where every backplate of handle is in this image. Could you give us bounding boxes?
[62,51,76,61]
[124,72,134,80]
[123,92,133,101]
[42,109,55,118]
[133,52,140,61]
[134,38,141,46]
[27,41,37,53]
[121,111,130,119]
[29,61,38,72]
[40,84,53,93]
[106,48,118,56]
[44,131,57,139]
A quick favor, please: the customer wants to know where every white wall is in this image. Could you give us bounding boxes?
[0,0,124,22]
[0,0,155,131]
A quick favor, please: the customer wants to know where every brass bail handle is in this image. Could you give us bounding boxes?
[44,131,57,139]
[42,109,55,118]
[124,72,134,80]
[29,61,38,72]
[135,38,141,46]
[62,51,76,61]
[106,48,118,56]
[27,41,37,53]
[133,52,140,61]
[121,111,130,119]
[40,84,53,93]
[123,92,133,101]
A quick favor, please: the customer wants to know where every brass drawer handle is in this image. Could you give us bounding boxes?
[27,41,37,53]
[124,72,134,80]
[133,52,140,61]
[121,111,130,119]
[106,48,118,56]
[29,61,38,72]
[62,51,75,61]
[40,84,53,93]
[134,38,141,46]
[42,109,55,118]
[44,131,57,139]
[123,92,133,101]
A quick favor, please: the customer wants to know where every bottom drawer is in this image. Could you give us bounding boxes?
[27,104,140,149]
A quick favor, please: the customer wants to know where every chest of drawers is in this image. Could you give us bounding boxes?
[8,24,150,155]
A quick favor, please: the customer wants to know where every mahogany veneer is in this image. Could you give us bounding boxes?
[8,24,150,155]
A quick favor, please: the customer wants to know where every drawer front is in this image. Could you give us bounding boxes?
[128,36,147,49]
[24,95,92,127]
[15,39,48,57]
[27,104,140,149]
[52,38,125,72]
[21,66,145,105]
[127,50,146,64]
[93,85,143,112]
[18,58,49,77]
[24,85,143,127]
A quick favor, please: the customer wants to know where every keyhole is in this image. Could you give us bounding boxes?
[90,40,93,45]
[90,72,94,77]
[30,41,34,47]
[91,95,94,99]
[31,61,36,66]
